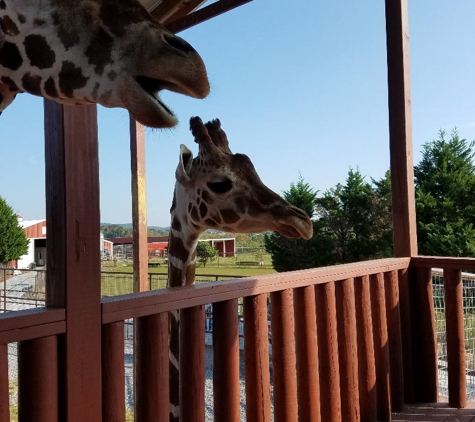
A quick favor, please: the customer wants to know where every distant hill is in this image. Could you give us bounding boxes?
[101,222,170,231]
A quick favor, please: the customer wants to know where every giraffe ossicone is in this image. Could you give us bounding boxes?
[0,0,209,127]
[167,116,313,422]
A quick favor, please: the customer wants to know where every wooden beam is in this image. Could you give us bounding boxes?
[151,0,205,24]
[167,0,253,33]
[130,117,149,293]
[384,0,418,257]
[45,100,102,422]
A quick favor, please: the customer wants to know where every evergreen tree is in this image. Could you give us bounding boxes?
[415,129,475,256]
[0,197,29,266]
[196,241,218,267]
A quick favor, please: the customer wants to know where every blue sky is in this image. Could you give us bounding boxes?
[1,0,474,226]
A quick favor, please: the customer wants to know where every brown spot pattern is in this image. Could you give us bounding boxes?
[59,61,88,97]
[221,209,241,224]
[171,216,181,232]
[0,1,6,10]
[21,73,42,96]
[17,14,26,24]
[100,0,147,36]
[24,34,56,69]
[169,236,189,263]
[199,202,208,219]
[0,42,22,70]
[1,76,18,91]
[107,70,117,81]
[204,218,217,228]
[185,263,196,285]
[44,77,58,98]
[0,16,19,36]
[33,18,46,26]
[52,11,80,49]
[201,189,213,205]
[190,206,199,222]
[85,28,114,75]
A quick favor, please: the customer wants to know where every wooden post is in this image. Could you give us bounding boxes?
[130,117,148,293]
[270,289,298,422]
[444,268,466,408]
[335,279,360,422]
[385,0,418,257]
[315,282,341,422]
[0,344,9,422]
[45,101,102,422]
[293,286,321,422]
[213,300,240,422]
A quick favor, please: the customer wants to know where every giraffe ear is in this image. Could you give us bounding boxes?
[176,144,194,188]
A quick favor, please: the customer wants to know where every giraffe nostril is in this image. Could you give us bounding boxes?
[164,33,195,54]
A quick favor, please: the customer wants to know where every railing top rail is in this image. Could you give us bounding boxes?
[102,257,410,323]
[412,256,475,271]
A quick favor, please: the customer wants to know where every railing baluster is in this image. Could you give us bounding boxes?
[294,286,321,422]
[412,267,438,403]
[355,275,377,421]
[135,313,169,422]
[444,268,466,408]
[18,336,58,422]
[315,282,341,422]
[102,322,125,422]
[243,294,271,422]
[370,273,391,421]
[335,278,359,422]
[270,289,298,422]
[0,344,9,422]
[213,300,240,422]
[180,305,205,422]
[384,270,404,411]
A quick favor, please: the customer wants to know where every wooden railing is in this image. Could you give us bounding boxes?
[2,256,474,421]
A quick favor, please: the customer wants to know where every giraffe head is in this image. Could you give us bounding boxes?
[0,0,209,127]
[171,117,313,240]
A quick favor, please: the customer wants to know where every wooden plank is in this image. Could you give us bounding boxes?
[398,267,415,402]
[167,0,253,33]
[293,286,320,422]
[0,308,65,333]
[102,258,411,323]
[243,294,271,422]
[315,282,341,422]
[130,117,148,293]
[180,305,205,422]
[335,278,359,422]
[18,336,58,422]
[44,100,102,422]
[384,0,418,257]
[270,289,298,422]
[412,256,475,271]
[213,300,240,422]
[444,268,466,408]
[135,313,169,421]
[384,270,404,411]
[0,321,66,345]
[102,322,125,422]
[354,275,377,422]
[0,344,9,422]
[155,0,206,25]
[412,267,438,402]
[369,273,391,421]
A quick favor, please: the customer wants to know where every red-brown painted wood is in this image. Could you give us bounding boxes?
[270,289,298,422]
[384,270,405,411]
[243,294,271,422]
[369,273,391,421]
[354,275,377,422]
[213,300,240,422]
[315,282,341,422]
[412,267,438,403]
[397,267,415,402]
[444,268,467,408]
[385,0,418,257]
[102,322,125,422]
[180,305,205,422]
[335,278,360,422]
[0,344,9,422]
[293,286,321,422]
[18,336,58,422]
[130,117,149,293]
[135,313,169,421]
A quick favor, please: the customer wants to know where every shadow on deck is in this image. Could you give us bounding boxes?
[390,401,475,421]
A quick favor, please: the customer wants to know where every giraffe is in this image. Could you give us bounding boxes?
[167,116,313,421]
[0,0,209,128]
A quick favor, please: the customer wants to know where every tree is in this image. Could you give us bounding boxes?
[196,241,218,267]
[100,224,131,238]
[0,197,29,266]
[415,129,475,256]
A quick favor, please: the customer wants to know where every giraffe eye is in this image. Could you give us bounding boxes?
[207,178,233,194]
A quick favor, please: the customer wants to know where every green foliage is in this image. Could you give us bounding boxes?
[100,224,132,238]
[415,129,475,256]
[196,241,218,267]
[282,174,318,218]
[0,197,29,266]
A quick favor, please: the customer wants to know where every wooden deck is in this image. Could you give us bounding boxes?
[391,402,475,421]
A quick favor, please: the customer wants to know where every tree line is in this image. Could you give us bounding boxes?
[265,129,475,271]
